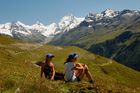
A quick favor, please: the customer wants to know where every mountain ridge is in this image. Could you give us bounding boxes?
[0,15,84,43]
[49,9,140,71]
[0,9,140,43]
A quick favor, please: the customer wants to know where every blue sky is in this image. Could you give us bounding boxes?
[0,0,140,25]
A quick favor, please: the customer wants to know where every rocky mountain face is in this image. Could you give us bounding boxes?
[51,9,140,44]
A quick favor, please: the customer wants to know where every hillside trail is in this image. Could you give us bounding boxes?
[12,43,43,50]
[12,43,63,54]
[10,43,43,55]
[99,47,123,66]
[100,60,113,66]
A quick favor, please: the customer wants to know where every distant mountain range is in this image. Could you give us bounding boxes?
[0,9,140,71]
[1,9,139,43]
[0,15,84,43]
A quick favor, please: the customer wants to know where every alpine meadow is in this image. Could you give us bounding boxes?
[0,0,140,93]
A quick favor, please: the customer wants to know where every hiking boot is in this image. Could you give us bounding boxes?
[89,80,95,83]
[77,77,81,82]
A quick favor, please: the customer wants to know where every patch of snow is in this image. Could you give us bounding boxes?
[0,23,12,36]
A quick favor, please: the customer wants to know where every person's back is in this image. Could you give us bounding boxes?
[64,53,94,83]
[64,62,76,81]
[41,53,55,80]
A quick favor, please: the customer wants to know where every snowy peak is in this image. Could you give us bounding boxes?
[0,23,12,36]
[0,22,11,30]
[42,23,58,37]
[85,9,119,23]
[11,21,32,32]
[11,21,27,31]
[13,21,26,26]
[102,9,118,18]
[11,21,32,36]
[84,9,140,27]
[120,9,140,17]
[35,21,44,26]
[32,21,46,28]
[58,14,84,31]
[32,21,47,32]
[11,21,31,29]
[47,23,57,29]
[85,9,119,22]
[32,21,46,29]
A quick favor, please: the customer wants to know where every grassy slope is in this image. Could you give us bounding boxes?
[0,35,140,93]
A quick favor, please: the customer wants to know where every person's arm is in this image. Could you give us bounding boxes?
[50,63,55,80]
[73,63,84,70]
[41,65,44,78]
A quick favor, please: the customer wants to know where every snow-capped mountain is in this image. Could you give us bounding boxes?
[84,9,140,27]
[0,15,84,42]
[85,9,119,22]
[11,21,32,36]
[32,21,47,32]
[58,15,84,31]
[50,9,140,45]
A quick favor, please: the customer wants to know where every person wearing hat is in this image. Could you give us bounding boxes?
[64,53,94,83]
[40,53,64,80]
[40,53,55,80]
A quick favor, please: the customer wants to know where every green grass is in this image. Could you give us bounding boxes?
[0,35,140,93]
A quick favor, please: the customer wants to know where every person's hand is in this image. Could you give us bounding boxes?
[50,77,54,81]
[83,64,88,70]
[71,67,75,70]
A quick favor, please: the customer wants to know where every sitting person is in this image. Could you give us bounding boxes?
[40,53,64,80]
[64,53,94,83]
